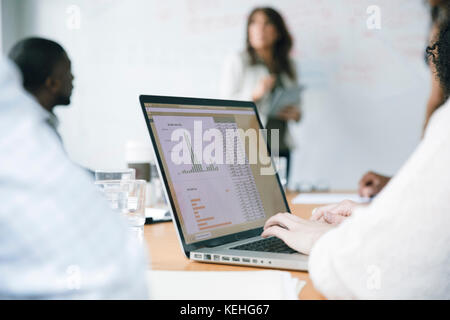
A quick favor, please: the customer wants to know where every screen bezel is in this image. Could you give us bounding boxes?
[139,95,291,256]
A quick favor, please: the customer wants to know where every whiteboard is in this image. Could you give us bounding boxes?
[3,0,431,189]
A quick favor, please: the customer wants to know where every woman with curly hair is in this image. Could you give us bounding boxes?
[358,0,450,198]
[262,22,450,299]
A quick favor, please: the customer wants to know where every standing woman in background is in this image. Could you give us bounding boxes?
[220,7,301,183]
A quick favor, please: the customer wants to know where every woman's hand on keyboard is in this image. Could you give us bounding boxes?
[261,213,334,255]
[310,200,361,225]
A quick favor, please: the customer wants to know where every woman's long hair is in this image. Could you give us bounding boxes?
[246,7,295,79]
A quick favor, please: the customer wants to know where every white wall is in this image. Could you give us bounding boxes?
[2,0,430,189]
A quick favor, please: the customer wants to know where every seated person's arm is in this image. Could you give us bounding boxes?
[276,105,301,122]
[358,171,391,198]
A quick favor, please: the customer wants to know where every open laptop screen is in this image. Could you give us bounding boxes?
[143,100,288,245]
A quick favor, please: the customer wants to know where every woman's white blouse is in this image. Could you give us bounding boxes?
[219,51,300,149]
[308,100,450,299]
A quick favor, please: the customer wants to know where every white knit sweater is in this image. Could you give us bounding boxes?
[308,100,450,299]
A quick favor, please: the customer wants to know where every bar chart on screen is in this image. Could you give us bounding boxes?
[152,114,267,237]
[183,186,233,234]
[189,195,232,231]
[181,130,219,174]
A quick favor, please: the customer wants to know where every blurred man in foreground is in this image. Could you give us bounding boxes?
[0,58,148,299]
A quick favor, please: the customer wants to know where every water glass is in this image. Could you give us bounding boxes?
[95,179,147,229]
[94,168,135,181]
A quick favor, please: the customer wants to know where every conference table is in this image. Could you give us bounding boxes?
[143,191,326,300]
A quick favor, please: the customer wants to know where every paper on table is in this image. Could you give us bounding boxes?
[147,270,306,300]
[145,207,171,221]
[292,193,371,205]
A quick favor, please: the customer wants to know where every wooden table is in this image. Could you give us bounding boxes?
[143,191,325,300]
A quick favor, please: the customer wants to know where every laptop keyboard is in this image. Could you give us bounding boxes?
[230,237,297,254]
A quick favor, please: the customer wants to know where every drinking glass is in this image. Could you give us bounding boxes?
[95,179,147,240]
[94,168,135,182]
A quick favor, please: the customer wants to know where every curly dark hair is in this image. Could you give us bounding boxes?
[427,22,450,97]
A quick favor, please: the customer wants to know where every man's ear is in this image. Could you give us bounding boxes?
[44,77,61,94]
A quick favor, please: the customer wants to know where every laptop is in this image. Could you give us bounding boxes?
[139,95,308,271]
